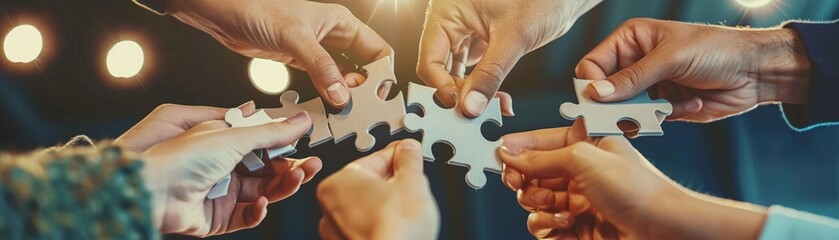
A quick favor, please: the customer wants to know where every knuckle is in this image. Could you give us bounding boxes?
[152,103,180,115]
[474,61,507,85]
[568,142,592,159]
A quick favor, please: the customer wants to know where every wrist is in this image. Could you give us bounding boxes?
[139,154,168,231]
[659,191,767,240]
[753,28,812,105]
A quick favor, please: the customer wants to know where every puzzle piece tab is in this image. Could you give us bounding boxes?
[328,57,405,152]
[404,82,503,189]
[264,91,332,147]
[560,79,672,137]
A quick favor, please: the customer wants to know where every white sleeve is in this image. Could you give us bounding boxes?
[759,205,839,240]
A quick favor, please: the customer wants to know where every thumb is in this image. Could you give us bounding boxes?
[392,139,424,180]
[213,112,312,157]
[287,35,350,108]
[587,52,675,102]
[460,34,525,117]
[499,142,608,179]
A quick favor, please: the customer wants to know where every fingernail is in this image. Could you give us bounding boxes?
[553,211,570,226]
[237,100,255,110]
[500,145,523,157]
[327,83,349,105]
[505,99,515,116]
[590,80,615,98]
[533,189,550,206]
[286,112,309,124]
[504,171,519,191]
[685,98,702,112]
[464,91,488,116]
[398,140,420,151]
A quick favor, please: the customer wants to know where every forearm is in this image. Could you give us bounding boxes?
[653,190,767,240]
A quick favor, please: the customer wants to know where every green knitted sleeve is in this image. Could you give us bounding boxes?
[0,138,157,239]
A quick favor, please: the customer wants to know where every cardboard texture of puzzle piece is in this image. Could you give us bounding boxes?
[328,57,405,152]
[404,82,503,189]
[225,108,296,171]
[560,79,672,137]
[264,91,332,147]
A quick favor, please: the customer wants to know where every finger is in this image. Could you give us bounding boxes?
[321,12,394,67]
[417,22,458,108]
[393,139,425,180]
[502,164,524,191]
[286,35,350,108]
[527,211,574,238]
[226,196,269,233]
[499,142,610,179]
[345,141,401,178]
[466,39,487,66]
[213,112,311,156]
[585,51,676,102]
[666,96,703,121]
[518,186,569,212]
[459,33,525,117]
[319,216,344,240]
[495,91,515,116]
[185,120,230,134]
[500,119,587,152]
[290,157,324,184]
[150,103,230,129]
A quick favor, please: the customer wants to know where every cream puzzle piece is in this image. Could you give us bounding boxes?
[328,57,405,152]
[264,91,332,147]
[404,82,503,189]
[560,78,672,137]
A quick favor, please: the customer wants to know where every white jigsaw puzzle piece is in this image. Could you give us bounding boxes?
[225,108,296,170]
[559,78,673,137]
[209,108,296,199]
[264,91,332,147]
[328,57,405,152]
[404,82,503,189]
[207,173,231,200]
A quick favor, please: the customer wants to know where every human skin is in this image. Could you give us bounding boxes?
[498,119,768,239]
[576,18,811,123]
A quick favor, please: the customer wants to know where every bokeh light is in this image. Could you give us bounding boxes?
[106,40,144,78]
[736,0,772,8]
[248,58,290,94]
[3,25,43,63]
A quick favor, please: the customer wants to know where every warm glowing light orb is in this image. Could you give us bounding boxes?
[736,0,772,8]
[106,40,144,78]
[248,58,290,94]
[3,25,43,63]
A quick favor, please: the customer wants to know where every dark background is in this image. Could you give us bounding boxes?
[2,0,839,239]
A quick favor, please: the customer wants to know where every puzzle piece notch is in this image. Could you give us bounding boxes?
[403,82,503,189]
[263,91,332,147]
[559,79,672,137]
[328,57,405,152]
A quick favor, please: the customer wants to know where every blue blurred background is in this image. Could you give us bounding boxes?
[1,0,838,239]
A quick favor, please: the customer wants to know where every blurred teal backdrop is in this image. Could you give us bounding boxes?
[1,0,838,239]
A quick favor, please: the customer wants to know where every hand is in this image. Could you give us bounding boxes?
[316,140,439,240]
[576,18,812,123]
[417,0,601,117]
[498,119,767,239]
[166,0,394,108]
[139,105,323,237]
[115,103,229,152]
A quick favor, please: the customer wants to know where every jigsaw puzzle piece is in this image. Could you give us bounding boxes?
[225,108,296,170]
[207,173,231,200]
[404,82,503,189]
[264,91,332,147]
[560,79,672,137]
[328,57,405,152]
